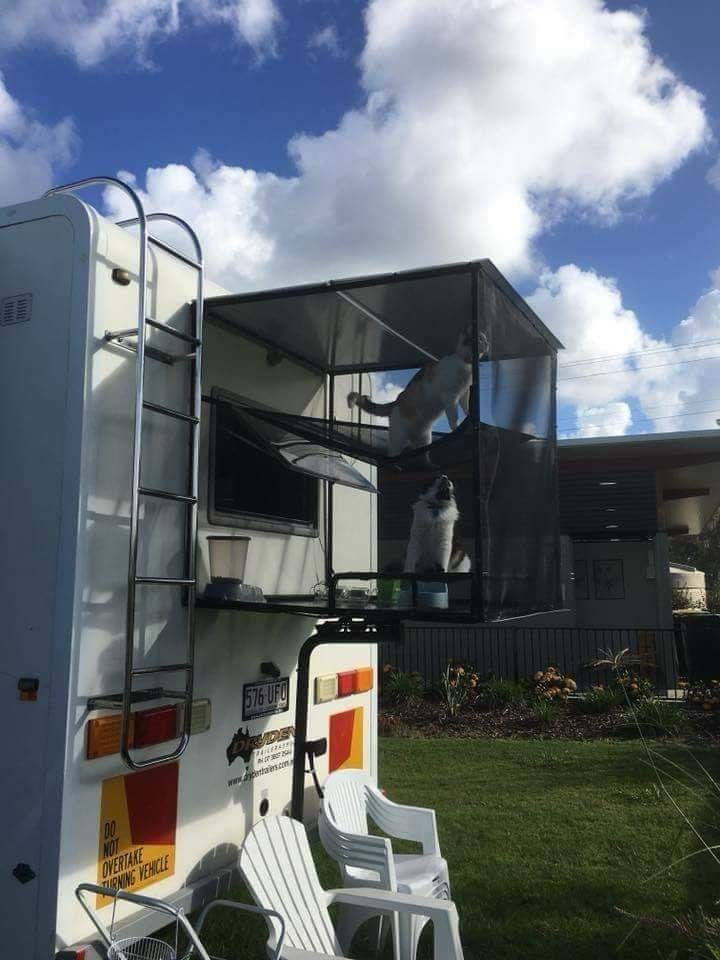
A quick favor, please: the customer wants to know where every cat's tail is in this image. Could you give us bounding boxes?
[347,392,395,417]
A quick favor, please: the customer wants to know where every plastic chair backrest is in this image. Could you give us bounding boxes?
[322,769,372,835]
[240,816,341,956]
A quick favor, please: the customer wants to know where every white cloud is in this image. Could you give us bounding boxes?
[1,0,280,67]
[528,264,720,438]
[707,156,720,191]
[575,402,633,438]
[0,73,76,204]
[369,374,404,405]
[307,23,344,59]
[113,0,708,293]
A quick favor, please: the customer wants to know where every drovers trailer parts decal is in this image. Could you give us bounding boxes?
[96,764,178,906]
[226,724,295,787]
[328,707,364,772]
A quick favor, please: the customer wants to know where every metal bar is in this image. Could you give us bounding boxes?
[139,486,197,504]
[336,289,438,363]
[75,884,213,960]
[111,206,204,769]
[146,316,200,345]
[155,688,191,700]
[143,399,199,424]
[43,178,153,774]
[326,372,336,607]
[193,900,287,960]
[105,327,142,340]
[205,310,326,375]
[471,266,485,620]
[87,688,164,710]
[180,213,203,769]
[135,576,195,586]
[291,620,402,821]
[106,336,175,366]
[116,213,203,269]
[131,663,193,676]
[331,570,472,582]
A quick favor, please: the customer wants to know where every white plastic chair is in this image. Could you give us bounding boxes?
[239,816,464,960]
[318,769,450,960]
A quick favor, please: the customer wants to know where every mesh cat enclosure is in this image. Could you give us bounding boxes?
[202,260,563,621]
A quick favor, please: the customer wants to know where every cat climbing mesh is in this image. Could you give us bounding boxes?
[204,260,563,621]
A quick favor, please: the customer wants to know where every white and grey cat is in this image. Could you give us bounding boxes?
[347,326,484,456]
[404,475,471,574]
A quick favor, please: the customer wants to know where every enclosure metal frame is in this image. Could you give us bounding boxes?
[202,259,561,623]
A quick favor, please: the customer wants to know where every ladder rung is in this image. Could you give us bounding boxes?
[139,486,197,505]
[132,663,193,677]
[87,688,191,711]
[105,331,196,365]
[135,576,195,586]
[146,317,201,346]
[143,400,199,424]
[160,690,193,701]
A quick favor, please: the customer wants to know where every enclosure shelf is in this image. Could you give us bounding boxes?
[195,593,478,622]
[210,394,536,470]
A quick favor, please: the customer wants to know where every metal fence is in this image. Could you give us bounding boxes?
[379,624,681,695]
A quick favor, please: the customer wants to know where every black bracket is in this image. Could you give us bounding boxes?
[12,862,35,884]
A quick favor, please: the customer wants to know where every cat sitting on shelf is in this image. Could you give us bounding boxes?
[347,326,485,457]
[404,475,470,575]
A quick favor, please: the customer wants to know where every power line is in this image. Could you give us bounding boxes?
[560,335,720,368]
[559,405,720,435]
[559,351,720,382]
[556,395,720,428]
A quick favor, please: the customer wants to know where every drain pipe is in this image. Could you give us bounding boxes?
[290,619,401,822]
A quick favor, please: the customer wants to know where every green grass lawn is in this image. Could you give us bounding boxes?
[193,739,720,960]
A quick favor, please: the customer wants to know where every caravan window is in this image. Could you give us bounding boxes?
[209,389,319,536]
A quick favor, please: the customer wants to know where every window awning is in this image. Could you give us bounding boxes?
[215,397,378,492]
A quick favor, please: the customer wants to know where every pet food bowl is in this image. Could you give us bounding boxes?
[397,581,449,609]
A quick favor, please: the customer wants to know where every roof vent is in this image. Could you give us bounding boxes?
[1,293,32,326]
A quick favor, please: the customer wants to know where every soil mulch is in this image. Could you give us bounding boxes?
[379,696,720,744]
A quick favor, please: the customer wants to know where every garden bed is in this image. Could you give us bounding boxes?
[379,694,720,744]
[380,661,720,744]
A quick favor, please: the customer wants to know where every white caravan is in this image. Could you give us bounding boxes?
[0,180,379,958]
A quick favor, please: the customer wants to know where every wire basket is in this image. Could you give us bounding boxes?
[107,937,176,960]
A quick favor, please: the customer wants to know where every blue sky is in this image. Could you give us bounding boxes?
[2,0,719,438]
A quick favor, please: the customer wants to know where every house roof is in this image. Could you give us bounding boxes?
[558,430,720,538]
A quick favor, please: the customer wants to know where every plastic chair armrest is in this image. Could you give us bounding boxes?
[367,789,441,855]
[325,889,463,960]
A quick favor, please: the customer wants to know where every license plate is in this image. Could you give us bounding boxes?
[242,677,290,721]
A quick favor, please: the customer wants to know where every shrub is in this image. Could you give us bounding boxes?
[684,679,720,712]
[613,669,654,702]
[614,698,689,738]
[476,678,526,710]
[383,666,424,704]
[574,684,621,715]
[377,712,412,738]
[438,661,477,719]
[532,665,577,701]
[530,696,561,731]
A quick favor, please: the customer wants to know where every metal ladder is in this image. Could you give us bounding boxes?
[44,177,204,769]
